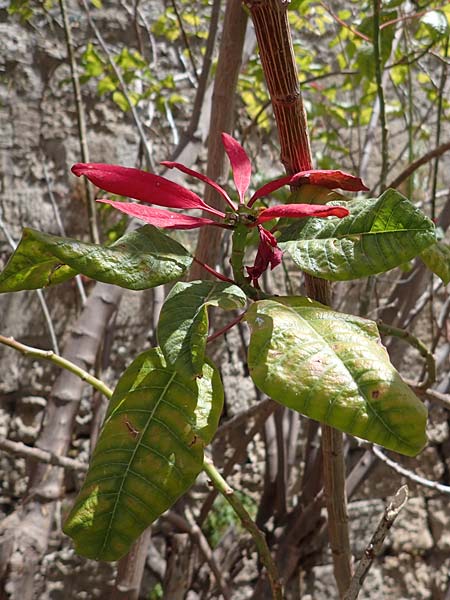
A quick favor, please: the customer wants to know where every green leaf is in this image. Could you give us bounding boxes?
[0,230,78,292]
[421,241,450,284]
[63,348,223,561]
[246,297,427,456]
[279,189,436,281]
[158,281,247,378]
[0,226,192,293]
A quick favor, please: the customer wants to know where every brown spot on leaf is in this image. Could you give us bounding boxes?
[123,415,139,439]
[371,390,380,399]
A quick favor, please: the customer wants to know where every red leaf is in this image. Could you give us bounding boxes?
[246,226,283,285]
[255,203,349,224]
[221,133,252,204]
[289,170,369,192]
[161,161,236,211]
[248,169,368,206]
[97,199,224,230]
[72,163,225,218]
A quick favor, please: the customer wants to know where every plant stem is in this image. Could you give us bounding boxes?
[376,320,436,389]
[0,335,113,399]
[203,458,283,600]
[58,0,99,244]
[245,1,353,593]
[373,0,389,191]
[322,425,353,597]
[230,223,259,299]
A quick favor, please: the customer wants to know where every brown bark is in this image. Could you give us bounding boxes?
[189,0,248,280]
[245,0,352,595]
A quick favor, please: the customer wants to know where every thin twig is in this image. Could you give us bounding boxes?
[376,319,436,389]
[380,4,449,30]
[387,140,450,190]
[164,511,232,600]
[203,457,283,600]
[169,0,221,159]
[404,378,450,412]
[343,485,409,600]
[58,0,99,244]
[372,446,450,495]
[0,335,113,399]
[198,397,277,525]
[214,397,276,440]
[207,313,245,344]
[0,437,87,472]
[431,36,449,220]
[164,98,180,146]
[169,0,199,82]
[42,160,87,305]
[0,212,60,354]
[80,0,154,171]
[319,2,370,42]
[373,0,389,191]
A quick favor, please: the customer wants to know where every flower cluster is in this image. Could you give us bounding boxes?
[72,134,368,285]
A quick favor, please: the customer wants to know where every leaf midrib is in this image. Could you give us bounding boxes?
[96,369,177,558]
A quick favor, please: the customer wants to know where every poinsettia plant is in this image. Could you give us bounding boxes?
[0,132,439,561]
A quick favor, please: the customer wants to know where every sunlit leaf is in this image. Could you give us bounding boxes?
[246,297,427,456]
[158,281,247,378]
[63,348,223,560]
[279,189,436,280]
[0,226,192,293]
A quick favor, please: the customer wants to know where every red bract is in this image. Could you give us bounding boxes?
[256,203,349,225]
[72,134,364,285]
[248,169,368,206]
[247,227,283,286]
[71,163,225,218]
[221,133,252,204]
[97,200,226,230]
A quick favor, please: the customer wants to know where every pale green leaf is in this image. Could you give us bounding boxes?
[246,297,427,456]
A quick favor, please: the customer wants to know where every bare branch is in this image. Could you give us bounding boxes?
[343,485,409,600]
[322,425,353,596]
[372,446,450,495]
[0,437,87,472]
[164,511,232,600]
[387,141,450,190]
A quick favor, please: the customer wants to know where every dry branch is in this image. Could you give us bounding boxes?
[343,485,409,600]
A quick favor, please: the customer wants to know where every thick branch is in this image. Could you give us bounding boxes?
[189,0,248,279]
[245,2,352,595]
[322,426,353,597]
[244,0,312,173]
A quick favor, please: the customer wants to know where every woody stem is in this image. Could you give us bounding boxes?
[245,0,352,595]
